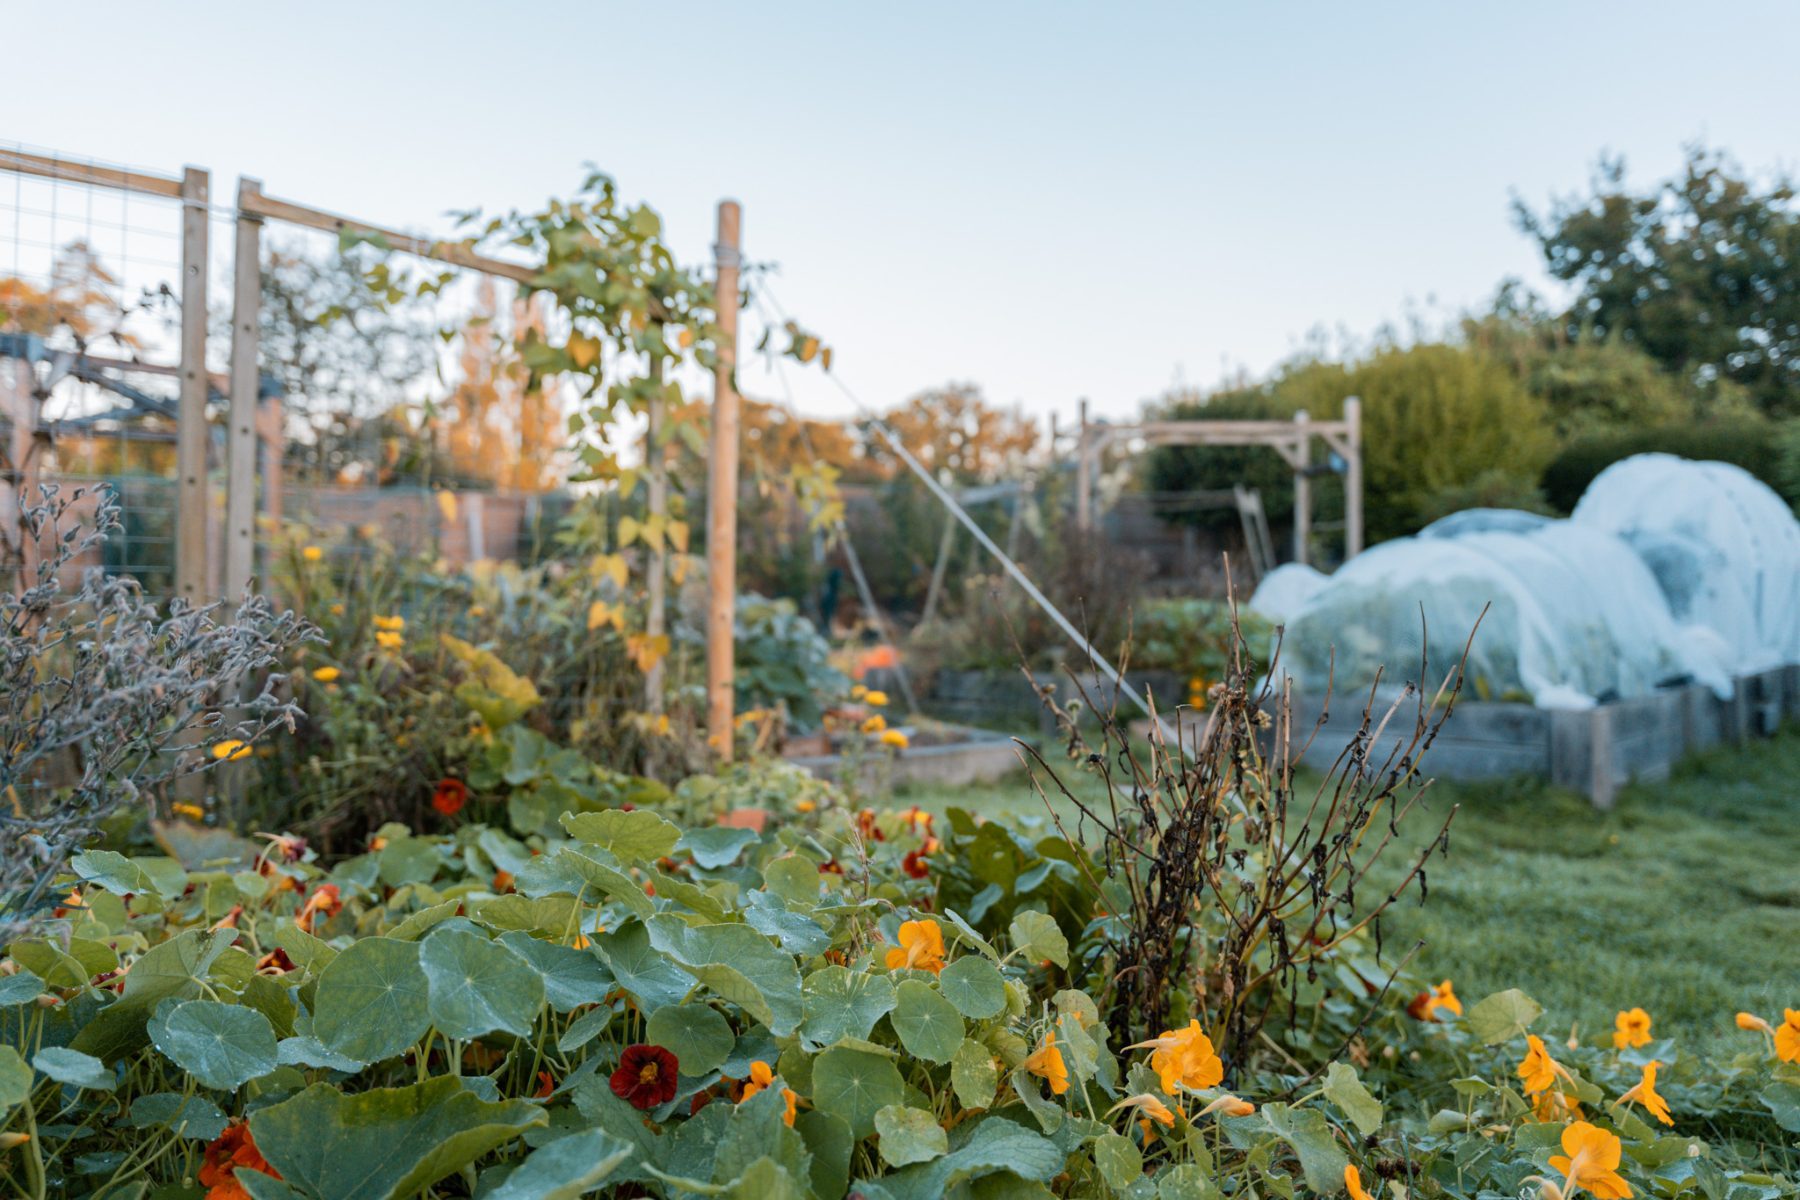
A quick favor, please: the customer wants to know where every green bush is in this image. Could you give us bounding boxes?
[1540,418,1791,512]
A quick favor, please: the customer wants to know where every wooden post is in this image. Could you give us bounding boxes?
[1075,398,1091,533]
[644,349,667,714]
[706,200,742,759]
[1291,409,1311,567]
[1343,395,1364,559]
[918,512,957,627]
[175,167,210,606]
[224,177,263,599]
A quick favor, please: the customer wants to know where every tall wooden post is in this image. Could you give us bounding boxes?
[224,178,263,598]
[1343,395,1364,559]
[175,167,210,606]
[644,348,667,714]
[706,201,742,759]
[1075,398,1091,533]
[1291,409,1311,566]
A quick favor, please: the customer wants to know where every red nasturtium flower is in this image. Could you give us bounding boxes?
[295,884,342,933]
[432,778,469,816]
[200,1121,280,1200]
[611,1044,679,1110]
[902,848,931,879]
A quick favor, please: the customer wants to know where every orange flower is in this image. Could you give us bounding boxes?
[199,1121,280,1200]
[295,884,342,933]
[861,714,888,734]
[901,848,931,879]
[1736,1012,1773,1034]
[1346,1164,1376,1200]
[1777,1009,1800,1063]
[1127,1019,1223,1094]
[1617,1060,1672,1126]
[1198,1093,1256,1117]
[884,918,946,973]
[1612,1008,1652,1050]
[879,729,910,749]
[1408,979,1463,1021]
[740,1060,799,1126]
[1024,1031,1069,1095]
[855,808,886,843]
[1517,1035,1568,1095]
[1106,1092,1177,1127]
[492,870,515,893]
[1549,1120,1632,1200]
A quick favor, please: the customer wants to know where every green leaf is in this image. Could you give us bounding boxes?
[419,929,544,1039]
[127,1091,228,1140]
[1465,988,1544,1045]
[1008,910,1069,968]
[796,1110,853,1200]
[645,1004,735,1076]
[311,936,430,1063]
[515,849,653,921]
[951,1039,999,1109]
[1322,1061,1383,1135]
[678,826,760,868]
[117,929,236,1016]
[251,1077,546,1200]
[1258,1102,1347,1194]
[1094,1131,1143,1191]
[0,972,44,1007]
[387,900,460,942]
[562,809,680,864]
[483,1129,633,1200]
[647,916,803,1036]
[743,891,831,957]
[69,850,156,896]
[277,1036,363,1073]
[761,856,821,906]
[876,1104,948,1167]
[467,894,580,935]
[801,966,896,1048]
[812,1045,905,1139]
[592,924,695,1013]
[1761,1081,1800,1133]
[33,1046,114,1091]
[147,999,278,1091]
[0,1046,31,1110]
[496,931,613,1012]
[890,980,965,1064]
[857,1114,1066,1197]
[938,957,1007,1019]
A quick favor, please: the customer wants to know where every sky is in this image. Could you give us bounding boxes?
[8,0,1800,426]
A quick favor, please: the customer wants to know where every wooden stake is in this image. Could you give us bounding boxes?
[224,178,263,599]
[1075,398,1092,533]
[645,347,667,714]
[175,167,210,606]
[1292,409,1311,567]
[1343,395,1364,559]
[706,201,742,759]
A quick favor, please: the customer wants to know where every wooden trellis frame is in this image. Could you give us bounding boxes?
[1074,396,1364,565]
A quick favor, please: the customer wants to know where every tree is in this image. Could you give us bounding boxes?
[1516,147,1800,417]
[862,383,1038,484]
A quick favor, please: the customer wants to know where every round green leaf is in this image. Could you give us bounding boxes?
[148,999,278,1091]
[0,1046,31,1110]
[890,979,964,1064]
[420,928,544,1039]
[875,1104,948,1167]
[1095,1131,1143,1190]
[644,1004,734,1076]
[1008,909,1069,969]
[33,1046,113,1091]
[938,956,1006,1019]
[128,1091,229,1141]
[311,936,430,1063]
[811,1046,904,1140]
[950,1038,999,1109]
[0,972,44,1008]
[801,966,896,1048]
[484,1129,634,1200]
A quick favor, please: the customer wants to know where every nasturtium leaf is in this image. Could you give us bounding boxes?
[951,1039,999,1110]
[483,1128,634,1200]
[0,1046,30,1110]
[1761,1081,1800,1133]
[796,1109,853,1200]
[592,924,695,1014]
[147,999,277,1091]
[939,908,999,959]
[0,972,43,1008]
[557,1009,612,1054]
[239,1175,309,1200]
[277,1036,363,1073]
[561,809,680,864]
[119,929,237,1013]
[515,849,653,921]
[496,931,613,1012]
[419,928,544,1039]
[857,1114,1066,1196]
[1258,1102,1348,1194]
[1094,1131,1143,1190]
[1322,1061,1384,1135]
[376,837,443,888]
[644,869,732,922]
[677,826,760,868]
[33,1046,114,1091]
[647,917,803,1036]
[311,936,431,1063]
[6,942,88,989]
[128,1091,228,1140]
[891,980,964,1064]
[712,1084,813,1185]
[268,924,337,974]
[1008,910,1069,969]
[70,849,155,896]
[938,956,1007,1019]
[876,1104,948,1167]
[468,893,580,935]
[1157,1163,1212,1199]
[723,1157,808,1199]
[250,1077,546,1200]
[387,900,461,942]
[761,856,822,907]
[801,966,896,1047]
[645,1004,735,1076]
[744,891,832,957]
[812,1045,905,1139]
[1465,988,1544,1045]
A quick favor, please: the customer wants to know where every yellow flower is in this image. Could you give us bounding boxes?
[850,684,868,700]
[301,545,323,562]
[1777,1009,1800,1063]
[1023,1031,1069,1096]
[211,739,251,762]
[1612,1008,1652,1050]
[1617,1060,1672,1126]
[863,690,889,707]
[329,603,346,616]
[879,729,910,750]
[1106,1092,1176,1127]
[1346,1164,1376,1200]
[884,919,946,974]
[1127,1020,1223,1095]
[860,714,887,734]
[795,799,817,813]
[310,666,341,683]
[1517,1035,1568,1095]
[171,802,205,821]
[375,631,404,650]
[373,614,405,632]
[1736,1012,1773,1034]
[1549,1120,1632,1200]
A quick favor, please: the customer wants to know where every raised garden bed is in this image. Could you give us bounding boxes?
[783,718,1028,787]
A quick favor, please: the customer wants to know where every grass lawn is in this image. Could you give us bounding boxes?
[895,726,1800,1056]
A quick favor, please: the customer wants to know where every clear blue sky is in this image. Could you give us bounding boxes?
[10,0,1799,424]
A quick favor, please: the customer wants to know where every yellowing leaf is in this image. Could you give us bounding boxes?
[617,516,640,546]
[667,520,689,554]
[626,634,670,674]
[587,601,624,633]
[567,333,600,370]
[435,490,459,525]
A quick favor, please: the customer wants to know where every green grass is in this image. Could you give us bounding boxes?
[896,727,1800,1056]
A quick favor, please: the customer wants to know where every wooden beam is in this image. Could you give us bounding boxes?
[1075,398,1092,533]
[223,178,263,598]
[1292,410,1311,566]
[705,201,742,760]
[239,189,538,285]
[0,148,183,199]
[174,167,210,606]
[644,350,667,716]
[1343,396,1364,558]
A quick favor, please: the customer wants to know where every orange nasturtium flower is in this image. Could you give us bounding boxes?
[1612,1008,1652,1050]
[1106,1092,1177,1127]
[310,665,341,683]
[211,739,251,762]
[1617,1060,1672,1126]
[199,1121,280,1200]
[863,690,889,707]
[1024,1031,1069,1095]
[879,729,910,750]
[1409,979,1463,1021]
[295,884,342,933]
[740,1060,799,1126]
[1735,1012,1773,1034]
[1127,1019,1224,1094]
[884,918,946,973]
[860,714,888,734]
[1549,1120,1633,1199]
[1775,1009,1800,1063]
[1345,1164,1376,1200]
[1197,1093,1256,1117]
[301,545,324,562]
[1517,1035,1568,1095]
